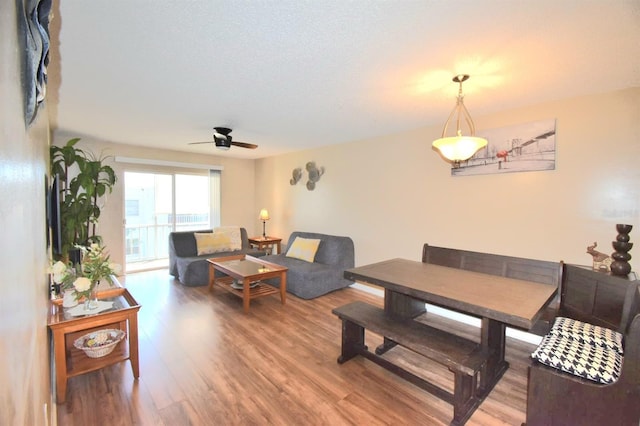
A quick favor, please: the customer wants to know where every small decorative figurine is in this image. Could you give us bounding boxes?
[587,242,612,272]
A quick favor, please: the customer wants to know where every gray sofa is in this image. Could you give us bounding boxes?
[261,231,355,299]
[169,228,265,286]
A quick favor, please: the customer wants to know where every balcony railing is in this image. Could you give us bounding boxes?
[125,221,209,264]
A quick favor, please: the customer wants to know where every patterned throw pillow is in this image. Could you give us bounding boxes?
[214,226,242,251]
[549,317,624,354]
[194,232,231,255]
[286,237,321,263]
[531,333,622,384]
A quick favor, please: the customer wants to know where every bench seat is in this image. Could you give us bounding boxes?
[525,269,640,426]
[333,301,486,375]
[332,301,488,426]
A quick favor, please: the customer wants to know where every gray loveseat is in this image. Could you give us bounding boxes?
[261,231,355,299]
[169,228,265,286]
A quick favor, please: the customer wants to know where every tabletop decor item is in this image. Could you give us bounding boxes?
[49,243,120,310]
[73,329,125,358]
[66,300,115,317]
[610,224,633,276]
[49,259,78,305]
[61,289,78,308]
[586,242,612,272]
[74,244,120,310]
[48,259,76,290]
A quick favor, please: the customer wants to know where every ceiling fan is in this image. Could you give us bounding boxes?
[189,127,258,150]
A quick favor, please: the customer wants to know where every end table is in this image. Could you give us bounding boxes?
[47,286,141,403]
[248,236,282,255]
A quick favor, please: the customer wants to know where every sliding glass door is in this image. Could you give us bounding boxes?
[124,171,219,272]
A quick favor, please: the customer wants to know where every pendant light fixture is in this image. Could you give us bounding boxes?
[432,74,487,167]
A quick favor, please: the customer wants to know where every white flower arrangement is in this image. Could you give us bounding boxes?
[48,260,76,289]
[73,276,92,293]
[49,244,121,301]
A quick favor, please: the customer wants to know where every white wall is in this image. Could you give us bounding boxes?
[255,88,640,271]
[0,1,52,424]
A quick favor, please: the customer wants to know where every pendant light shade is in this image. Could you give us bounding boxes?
[432,75,487,167]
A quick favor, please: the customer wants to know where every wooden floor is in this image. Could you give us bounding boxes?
[55,269,536,425]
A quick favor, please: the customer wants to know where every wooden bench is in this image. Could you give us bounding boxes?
[332,301,488,426]
[525,267,640,425]
[558,263,638,331]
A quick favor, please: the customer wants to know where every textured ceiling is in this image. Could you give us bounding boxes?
[47,1,640,159]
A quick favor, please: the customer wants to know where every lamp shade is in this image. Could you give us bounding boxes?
[432,75,487,166]
[259,209,270,221]
[433,135,488,163]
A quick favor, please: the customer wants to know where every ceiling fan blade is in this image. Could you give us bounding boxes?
[231,141,258,149]
[188,141,215,145]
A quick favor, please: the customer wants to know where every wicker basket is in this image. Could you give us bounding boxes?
[73,329,126,358]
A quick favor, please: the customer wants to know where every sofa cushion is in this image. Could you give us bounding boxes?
[261,231,355,299]
[531,332,622,384]
[214,226,242,250]
[194,232,232,255]
[286,237,321,263]
[171,229,212,258]
[549,316,624,354]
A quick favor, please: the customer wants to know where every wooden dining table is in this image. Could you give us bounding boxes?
[344,258,558,396]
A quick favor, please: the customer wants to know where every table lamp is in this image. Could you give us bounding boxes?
[259,208,270,238]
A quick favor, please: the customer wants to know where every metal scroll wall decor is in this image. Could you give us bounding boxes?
[19,0,53,125]
[290,162,325,191]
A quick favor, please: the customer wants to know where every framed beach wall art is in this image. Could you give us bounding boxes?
[451,119,557,177]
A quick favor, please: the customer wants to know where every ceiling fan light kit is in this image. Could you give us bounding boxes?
[432,74,487,168]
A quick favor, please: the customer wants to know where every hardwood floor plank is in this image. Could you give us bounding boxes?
[56,269,536,425]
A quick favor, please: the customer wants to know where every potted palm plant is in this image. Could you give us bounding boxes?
[50,138,117,261]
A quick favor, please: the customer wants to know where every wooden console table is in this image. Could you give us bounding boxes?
[47,286,141,403]
[338,258,557,425]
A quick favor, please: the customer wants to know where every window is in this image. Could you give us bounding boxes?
[123,169,221,271]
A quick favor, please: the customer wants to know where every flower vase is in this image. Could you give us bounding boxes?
[83,282,99,311]
[62,289,78,308]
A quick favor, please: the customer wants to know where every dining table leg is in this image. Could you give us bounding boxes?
[478,318,509,396]
[376,290,426,354]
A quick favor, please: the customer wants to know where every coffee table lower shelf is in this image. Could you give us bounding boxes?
[215,276,280,299]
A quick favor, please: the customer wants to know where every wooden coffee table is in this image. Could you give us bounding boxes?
[207,254,288,313]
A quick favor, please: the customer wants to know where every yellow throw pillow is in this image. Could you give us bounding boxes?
[286,237,321,263]
[194,232,231,255]
[214,226,242,251]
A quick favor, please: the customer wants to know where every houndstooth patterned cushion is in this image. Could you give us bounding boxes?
[549,317,624,354]
[531,333,622,384]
